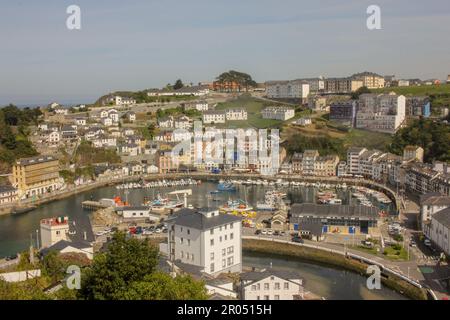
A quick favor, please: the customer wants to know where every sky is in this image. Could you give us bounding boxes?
[0,0,450,105]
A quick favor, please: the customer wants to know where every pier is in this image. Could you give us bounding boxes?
[81,201,110,211]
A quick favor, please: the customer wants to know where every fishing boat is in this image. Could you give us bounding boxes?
[256,203,276,211]
[219,199,253,213]
[217,182,236,192]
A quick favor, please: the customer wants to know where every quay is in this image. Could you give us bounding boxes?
[81,201,110,211]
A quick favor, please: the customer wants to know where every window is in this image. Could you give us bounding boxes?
[210,229,214,235]
[264,283,269,290]
[222,259,226,268]
[187,239,191,246]
[256,283,260,290]
[275,283,280,290]
[219,236,222,242]
[210,263,215,273]
[186,253,190,260]
[230,223,233,229]
[230,233,234,240]
[191,254,194,261]
[264,295,269,300]
[284,282,289,290]
[180,238,184,244]
[274,295,280,300]
[181,251,184,258]
[220,226,222,232]
[222,248,226,256]
[251,285,256,291]
[181,227,183,232]
[187,229,190,235]
[210,252,214,260]
[56,231,60,235]
[225,225,227,230]
[210,239,214,246]
[256,296,260,300]
[224,235,227,241]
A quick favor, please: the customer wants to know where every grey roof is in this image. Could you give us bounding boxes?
[68,216,95,243]
[16,155,57,166]
[290,203,379,220]
[420,193,450,206]
[168,208,241,231]
[120,206,150,211]
[296,220,323,236]
[241,270,302,282]
[40,240,91,256]
[433,208,450,228]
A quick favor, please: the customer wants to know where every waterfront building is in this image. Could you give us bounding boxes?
[118,206,160,222]
[301,150,319,175]
[12,155,61,199]
[226,109,248,121]
[265,80,310,102]
[424,208,450,256]
[290,203,379,236]
[0,185,18,205]
[163,207,242,277]
[356,93,406,134]
[261,107,295,121]
[351,72,385,89]
[291,153,303,173]
[239,270,304,300]
[347,147,367,175]
[324,78,363,93]
[203,111,226,124]
[404,162,450,196]
[40,216,95,260]
[314,155,339,176]
[329,100,357,127]
[419,193,450,230]
[403,145,424,163]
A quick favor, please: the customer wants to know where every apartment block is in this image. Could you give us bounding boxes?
[324,78,363,93]
[165,208,242,277]
[352,72,385,89]
[356,93,406,134]
[329,100,357,127]
[261,107,295,121]
[265,80,310,101]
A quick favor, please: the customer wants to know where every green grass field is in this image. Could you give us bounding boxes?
[214,94,292,129]
[371,84,450,96]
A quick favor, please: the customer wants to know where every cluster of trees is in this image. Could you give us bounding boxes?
[389,118,450,163]
[79,232,207,300]
[0,233,208,300]
[284,134,346,159]
[156,107,201,119]
[215,70,257,90]
[73,140,121,167]
[0,105,40,173]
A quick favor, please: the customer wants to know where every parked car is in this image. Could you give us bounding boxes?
[255,229,262,235]
[266,229,274,236]
[409,241,417,247]
[292,236,304,243]
[261,229,268,235]
[424,239,432,247]
[155,228,162,233]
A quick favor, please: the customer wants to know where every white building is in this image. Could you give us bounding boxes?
[226,109,248,121]
[119,206,160,222]
[102,117,113,127]
[0,185,18,205]
[356,93,406,134]
[164,208,242,277]
[419,193,450,230]
[293,117,312,126]
[106,96,136,106]
[424,208,450,256]
[261,107,295,121]
[75,118,87,126]
[240,270,304,300]
[203,111,226,124]
[265,80,310,101]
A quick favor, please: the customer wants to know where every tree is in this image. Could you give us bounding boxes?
[119,272,208,300]
[42,251,65,283]
[173,79,184,90]
[79,232,159,300]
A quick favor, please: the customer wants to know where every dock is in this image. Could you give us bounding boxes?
[81,201,110,211]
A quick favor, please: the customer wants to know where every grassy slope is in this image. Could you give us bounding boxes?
[371,84,450,96]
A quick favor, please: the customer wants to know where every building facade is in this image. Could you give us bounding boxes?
[12,155,61,199]
[165,208,242,277]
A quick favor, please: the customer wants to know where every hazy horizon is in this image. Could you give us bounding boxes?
[1,0,450,105]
